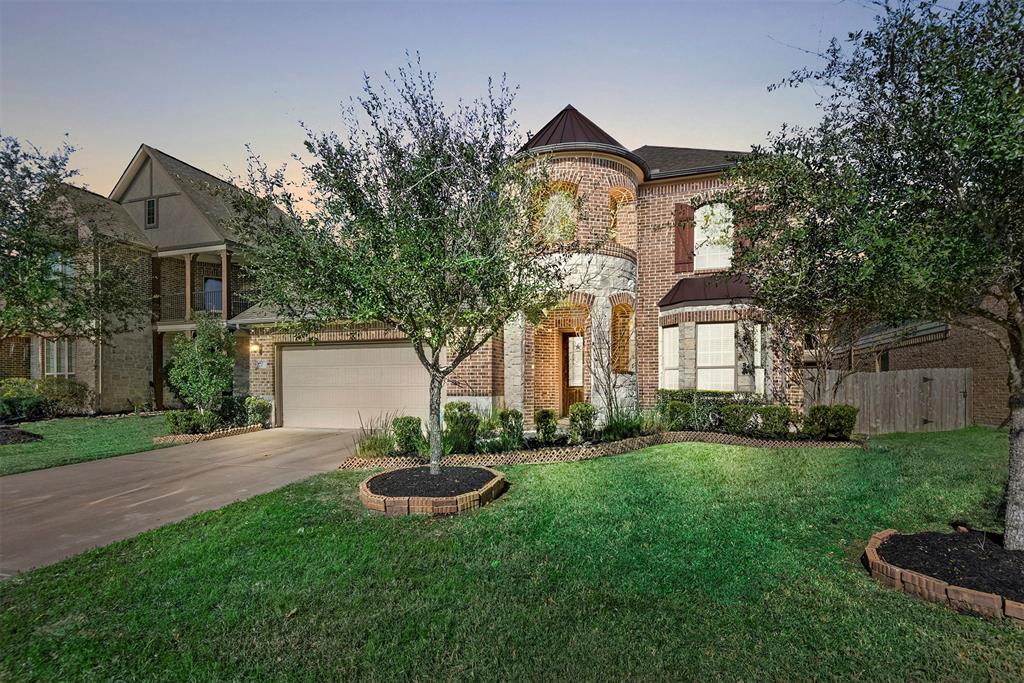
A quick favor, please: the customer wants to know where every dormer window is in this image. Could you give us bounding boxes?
[145,198,157,228]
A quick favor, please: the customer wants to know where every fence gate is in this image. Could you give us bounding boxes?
[806,368,973,435]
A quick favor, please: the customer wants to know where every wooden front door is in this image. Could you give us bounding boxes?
[561,332,584,416]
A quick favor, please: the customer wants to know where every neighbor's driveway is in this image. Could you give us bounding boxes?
[0,428,357,575]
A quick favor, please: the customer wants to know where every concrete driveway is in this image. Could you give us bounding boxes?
[0,428,357,576]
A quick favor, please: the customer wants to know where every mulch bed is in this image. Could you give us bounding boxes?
[367,466,496,498]
[879,530,1024,603]
[0,428,43,446]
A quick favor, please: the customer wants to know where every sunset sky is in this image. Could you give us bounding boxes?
[1,0,878,193]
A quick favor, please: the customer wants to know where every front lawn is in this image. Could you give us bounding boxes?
[2,427,1021,680]
[0,415,169,476]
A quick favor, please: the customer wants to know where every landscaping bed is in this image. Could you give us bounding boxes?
[0,427,43,446]
[880,529,1024,603]
[866,528,1024,625]
[342,430,862,470]
[360,465,506,516]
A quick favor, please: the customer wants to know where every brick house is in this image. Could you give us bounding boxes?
[246,105,799,428]
[22,145,254,412]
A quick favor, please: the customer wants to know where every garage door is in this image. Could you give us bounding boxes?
[280,342,432,429]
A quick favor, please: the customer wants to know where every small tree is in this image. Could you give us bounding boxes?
[0,135,149,344]
[230,57,582,473]
[166,315,235,414]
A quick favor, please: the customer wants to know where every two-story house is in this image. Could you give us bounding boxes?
[245,106,798,428]
[21,145,254,412]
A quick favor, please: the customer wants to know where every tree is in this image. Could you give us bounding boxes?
[0,135,149,344]
[166,314,235,415]
[714,1,1024,547]
[230,57,581,473]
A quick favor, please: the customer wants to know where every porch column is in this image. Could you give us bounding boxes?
[221,249,231,321]
[184,254,196,321]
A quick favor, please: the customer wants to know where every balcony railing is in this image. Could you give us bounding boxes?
[159,290,255,321]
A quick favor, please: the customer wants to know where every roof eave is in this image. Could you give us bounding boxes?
[516,142,651,179]
[647,162,737,181]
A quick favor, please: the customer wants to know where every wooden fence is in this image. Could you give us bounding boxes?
[805,368,973,435]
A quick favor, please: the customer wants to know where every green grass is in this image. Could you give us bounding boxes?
[0,415,169,476]
[2,427,1022,680]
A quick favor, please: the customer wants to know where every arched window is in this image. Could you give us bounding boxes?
[608,187,633,243]
[693,202,734,271]
[611,302,634,373]
[536,181,578,243]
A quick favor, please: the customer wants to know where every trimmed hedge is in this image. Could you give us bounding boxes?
[720,404,795,439]
[534,408,558,445]
[444,401,480,454]
[166,409,222,435]
[803,404,859,440]
[568,402,596,444]
[392,416,424,455]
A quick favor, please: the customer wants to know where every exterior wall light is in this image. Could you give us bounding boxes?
[249,342,262,354]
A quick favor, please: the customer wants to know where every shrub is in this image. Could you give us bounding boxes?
[666,400,694,431]
[218,395,249,428]
[641,407,667,435]
[166,315,235,413]
[356,412,397,458]
[392,416,424,455]
[166,409,222,435]
[0,378,46,422]
[803,404,858,440]
[600,409,642,442]
[444,401,480,454]
[244,396,272,427]
[568,402,596,444]
[37,377,89,416]
[499,408,524,451]
[721,404,796,439]
[534,408,558,445]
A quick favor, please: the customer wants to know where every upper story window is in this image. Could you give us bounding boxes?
[539,191,576,242]
[145,198,157,228]
[693,203,733,271]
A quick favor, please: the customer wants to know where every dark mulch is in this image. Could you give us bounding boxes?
[0,428,43,446]
[368,466,496,498]
[879,529,1024,602]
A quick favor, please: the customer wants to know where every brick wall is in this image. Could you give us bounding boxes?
[636,175,731,407]
[0,337,30,378]
[853,320,1009,426]
[548,154,640,250]
[448,332,504,399]
[99,247,153,412]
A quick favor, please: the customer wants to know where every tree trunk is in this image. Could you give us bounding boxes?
[1005,388,1024,550]
[428,373,444,475]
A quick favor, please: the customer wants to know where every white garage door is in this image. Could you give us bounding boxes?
[280,342,432,429]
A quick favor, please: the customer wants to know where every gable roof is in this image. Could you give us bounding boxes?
[633,145,747,179]
[109,144,244,244]
[64,185,152,249]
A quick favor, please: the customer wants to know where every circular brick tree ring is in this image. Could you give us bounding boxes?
[359,466,506,517]
[865,529,1024,626]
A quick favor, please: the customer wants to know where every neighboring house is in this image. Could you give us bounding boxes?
[844,320,1010,427]
[24,146,254,412]
[247,105,796,428]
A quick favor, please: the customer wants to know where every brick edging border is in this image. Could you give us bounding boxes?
[865,529,1024,626]
[152,424,264,445]
[339,431,862,471]
[359,466,507,516]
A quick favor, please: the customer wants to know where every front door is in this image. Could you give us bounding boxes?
[561,333,584,416]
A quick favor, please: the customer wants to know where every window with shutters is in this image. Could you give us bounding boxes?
[673,203,694,273]
[696,322,735,391]
[659,325,680,389]
[694,203,733,271]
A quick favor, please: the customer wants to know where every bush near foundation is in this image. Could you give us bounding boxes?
[802,404,858,441]
[568,402,596,444]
